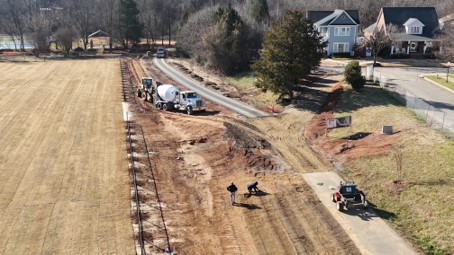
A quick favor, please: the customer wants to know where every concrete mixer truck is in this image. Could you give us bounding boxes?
[137,77,206,115]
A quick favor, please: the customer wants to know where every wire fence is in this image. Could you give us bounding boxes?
[373,71,454,137]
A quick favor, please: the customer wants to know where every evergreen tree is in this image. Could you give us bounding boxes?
[118,0,143,48]
[252,10,325,100]
[252,0,269,23]
[206,3,252,74]
[344,60,365,91]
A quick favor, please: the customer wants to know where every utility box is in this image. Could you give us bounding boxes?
[382,125,393,135]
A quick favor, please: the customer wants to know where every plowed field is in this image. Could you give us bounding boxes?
[0,59,134,254]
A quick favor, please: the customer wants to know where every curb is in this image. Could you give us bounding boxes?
[422,76,454,94]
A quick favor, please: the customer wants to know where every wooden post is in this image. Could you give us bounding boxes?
[442,113,446,129]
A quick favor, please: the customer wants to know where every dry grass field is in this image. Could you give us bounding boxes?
[0,59,134,254]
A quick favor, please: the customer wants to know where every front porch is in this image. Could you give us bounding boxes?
[390,40,439,57]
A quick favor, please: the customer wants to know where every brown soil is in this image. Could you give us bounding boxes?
[303,81,343,140]
[319,132,403,163]
[126,58,361,254]
[0,59,134,254]
[302,79,404,165]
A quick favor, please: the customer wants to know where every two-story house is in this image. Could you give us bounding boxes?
[307,9,360,56]
[364,7,440,56]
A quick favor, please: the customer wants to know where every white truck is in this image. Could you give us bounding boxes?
[137,77,206,115]
[156,47,166,58]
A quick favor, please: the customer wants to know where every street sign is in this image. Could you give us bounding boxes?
[326,116,351,129]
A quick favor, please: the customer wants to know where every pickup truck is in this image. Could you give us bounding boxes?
[156,47,166,58]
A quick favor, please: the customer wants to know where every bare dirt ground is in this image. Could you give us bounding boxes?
[127,58,362,254]
[0,59,134,254]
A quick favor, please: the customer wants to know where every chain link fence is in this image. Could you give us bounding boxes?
[373,71,454,137]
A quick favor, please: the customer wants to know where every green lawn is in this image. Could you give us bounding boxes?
[426,75,454,91]
[329,84,454,254]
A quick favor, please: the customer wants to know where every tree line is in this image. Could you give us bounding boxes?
[1,0,453,99]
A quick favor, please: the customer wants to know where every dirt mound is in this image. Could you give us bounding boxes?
[303,80,404,165]
[320,132,402,163]
[224,122,271,149]
[304,81,343,140]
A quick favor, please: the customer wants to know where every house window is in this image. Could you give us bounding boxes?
[320,27,328,38]
[411,27,420,34]
[334,27,350,36]
[333,43,349,53]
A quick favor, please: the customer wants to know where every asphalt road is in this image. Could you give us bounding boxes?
[320,65,454,133]
[375,67,454,132]
[304,172,418,255]
[153,58,269,118]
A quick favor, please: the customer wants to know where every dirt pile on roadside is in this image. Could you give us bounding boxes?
[303,81,343,140]
[320,131,404,163]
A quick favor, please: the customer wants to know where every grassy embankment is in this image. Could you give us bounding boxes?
[227,72,282,111]
[425,75,454,91]
[328,84,454,255]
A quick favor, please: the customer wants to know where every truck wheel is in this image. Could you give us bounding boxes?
[162,103,168,111]
[143,93,148,101]
[186,106,193,115]
[137,90,142,98]
[156,102,162,109]
[331,193,336,203]
[337,202,343,211]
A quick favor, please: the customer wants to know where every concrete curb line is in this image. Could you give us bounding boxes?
[422,76,454,95]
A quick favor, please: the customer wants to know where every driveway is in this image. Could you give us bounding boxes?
[374,67,454,132]
[303,172,418,255]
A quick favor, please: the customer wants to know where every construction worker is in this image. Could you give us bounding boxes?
[227,182,238,205]
[247,181,259,195]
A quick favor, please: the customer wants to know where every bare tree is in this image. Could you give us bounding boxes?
[437,22,454,62]
[97,0,119,51]
[56,26,77,56]
[138,0,157,45]
[3,0,28,51]
[362,24,398,66]
[393,146,404,181]
[68,0,96,50]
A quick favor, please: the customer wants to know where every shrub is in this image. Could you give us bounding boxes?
[344,60,365,91]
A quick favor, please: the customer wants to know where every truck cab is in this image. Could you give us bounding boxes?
[137,77,154,100]
[178,91,206,111]
[141,77,153,90]
[175,91,205,114]
[156,48,166,58]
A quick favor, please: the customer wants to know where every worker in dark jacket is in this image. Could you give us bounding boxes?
[247,181,259,194]
[227,182,238,205]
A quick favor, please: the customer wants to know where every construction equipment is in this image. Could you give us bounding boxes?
[331,181,368,211]
[137,77,205,115]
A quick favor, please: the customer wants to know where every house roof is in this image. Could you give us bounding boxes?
[88,30,110,38]
[390,33,437,42]
[364,22,377,35]
[307,10,360,26]
[403,18,425,27]
[381,7,439,38]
